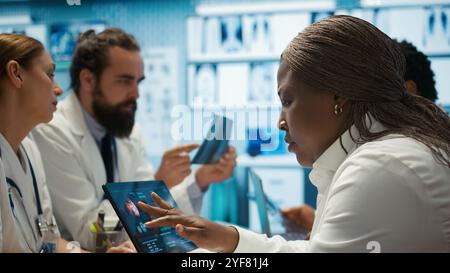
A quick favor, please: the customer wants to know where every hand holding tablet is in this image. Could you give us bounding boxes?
[191,115,233,164]
[103,181,198,253]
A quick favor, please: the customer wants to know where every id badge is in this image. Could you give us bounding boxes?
[36,215,49,237]
[37,215,57,253]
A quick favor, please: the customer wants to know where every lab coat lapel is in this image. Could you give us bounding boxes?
[80,132,106,195]
[115,137,135,181]
[63,93,107,196]
[0,158,19,251]
[0,143,34,252]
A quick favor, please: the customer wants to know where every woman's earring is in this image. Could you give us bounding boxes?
[334,104,343,116]
[279,120,287,130]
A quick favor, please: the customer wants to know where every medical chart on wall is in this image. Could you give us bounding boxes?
[136,47,179,157]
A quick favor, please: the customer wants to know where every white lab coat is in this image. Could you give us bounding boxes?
[234,121,450,253]
[32,92,195,250]
[0,134,59,253]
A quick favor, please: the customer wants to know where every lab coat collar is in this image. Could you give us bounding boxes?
[309,115,386,193]
[61,92,90,137]
[314,128,358,172]
[81,106,108,146]
[60,92,107,187]
[309,128,356,192]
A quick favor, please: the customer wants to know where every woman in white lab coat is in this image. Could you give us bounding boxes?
[0,33,134,253]
[137,15,450,252]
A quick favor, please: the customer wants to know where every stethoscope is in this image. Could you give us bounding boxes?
[0,147,52,252]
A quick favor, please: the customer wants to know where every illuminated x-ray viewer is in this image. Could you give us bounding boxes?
[191,115,233,164]
[103,181,198,253]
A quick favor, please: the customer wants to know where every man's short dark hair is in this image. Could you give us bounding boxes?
[395,39,438,102]
[70,28,140,94]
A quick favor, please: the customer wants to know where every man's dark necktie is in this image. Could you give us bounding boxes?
[101,133,115,183]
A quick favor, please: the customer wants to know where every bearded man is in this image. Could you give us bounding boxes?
[32,28,236,251]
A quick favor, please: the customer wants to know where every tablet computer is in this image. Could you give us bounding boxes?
[102,180,198,253]
[191,115,233,164]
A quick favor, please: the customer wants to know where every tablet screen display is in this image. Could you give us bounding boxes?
[103,181,197,253]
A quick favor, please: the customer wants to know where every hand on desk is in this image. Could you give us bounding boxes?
[281,204,315,233]
[195,146,237,191]
[106,240,136,253]
[137,192,239,253]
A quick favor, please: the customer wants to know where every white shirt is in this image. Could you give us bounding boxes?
[234,121,450,252]
[0,134,60,253]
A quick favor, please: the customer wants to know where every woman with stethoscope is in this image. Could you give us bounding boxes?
[0,33,135,253]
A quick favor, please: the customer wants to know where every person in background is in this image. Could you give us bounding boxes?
[137,15,450,252]
[0,33,134,253]
[32,28,237,251]
[281,38,442,236]
[396,39,438,102]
